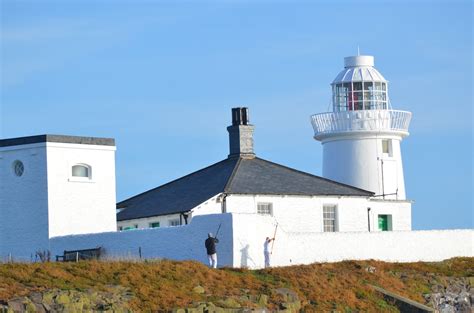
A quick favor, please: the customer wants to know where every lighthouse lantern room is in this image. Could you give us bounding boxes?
[311,55,412,199]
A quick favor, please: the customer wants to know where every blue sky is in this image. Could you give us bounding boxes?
[1,1,472,230]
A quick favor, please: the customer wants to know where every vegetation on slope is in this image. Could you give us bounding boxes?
[0,258,472,311]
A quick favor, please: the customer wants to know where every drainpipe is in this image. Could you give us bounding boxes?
[367,207,371,232]
[181,212,190,225]
[221,193,228,213]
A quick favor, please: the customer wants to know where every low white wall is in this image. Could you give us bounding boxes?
[232,213,474,269]
[51,214,233,267]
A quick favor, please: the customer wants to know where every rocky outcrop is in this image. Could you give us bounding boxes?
[172,287,301,313]
[423,277,473,313]
[0,287,133,313]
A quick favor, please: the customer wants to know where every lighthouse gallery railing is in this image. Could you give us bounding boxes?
[311,110,412,137]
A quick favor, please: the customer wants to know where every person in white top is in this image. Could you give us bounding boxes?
[263,237,275,268]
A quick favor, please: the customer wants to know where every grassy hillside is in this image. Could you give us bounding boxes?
[0,258,473,311]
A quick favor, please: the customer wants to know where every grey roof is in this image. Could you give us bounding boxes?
[0,134,115,148]
[117,157,374,221]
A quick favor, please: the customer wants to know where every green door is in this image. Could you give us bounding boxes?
[378,215,388,231]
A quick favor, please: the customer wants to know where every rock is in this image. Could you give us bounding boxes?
[257,294,268,307]
[239,295,249,302]
[29,292,42,304]
[42,291,55,305]
[7,299,24,312]
[365,266,376,273]
[218,298,241,308]
[275,288,299,303]
[193,285,205,294]
[55,293,71,305]
[439,303,455,313]
[280,301,302,312]
[32,303,46,313]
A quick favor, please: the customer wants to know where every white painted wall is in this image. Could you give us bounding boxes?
[50,213,471,269]
[0,140,117,261]
[0,143,50,261]
[117,213,182,230]
[46,142,117,237]
[232,213,474,269]
[51,214,233,266]
[322,134,407,200]
[116,194,223,230]
[225,194,411,233]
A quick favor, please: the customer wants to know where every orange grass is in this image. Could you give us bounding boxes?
[0,258,472,311]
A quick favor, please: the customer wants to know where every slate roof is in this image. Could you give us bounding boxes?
[117,157,374,221]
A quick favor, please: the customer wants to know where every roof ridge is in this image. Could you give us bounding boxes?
[223,157,242,193]
[253,157,374,195]
[117,158,237,207]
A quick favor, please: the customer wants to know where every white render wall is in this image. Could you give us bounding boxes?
[117,213,183,230]
[225,194,411,233]
[232,213,474,269]
[116,194,223,230]
[51,214,233,266]
[322,134,406,200]
[0,143,50,260]
[0,141,117,261]
[46,142,117,237]
[49,213,472,269]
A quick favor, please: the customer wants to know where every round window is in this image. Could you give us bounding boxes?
[13,160,24,177]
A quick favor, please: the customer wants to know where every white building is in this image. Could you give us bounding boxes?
[0,56,471,267]
[311,55,411,200]
[116,107,411,234]
[0,136,117,260]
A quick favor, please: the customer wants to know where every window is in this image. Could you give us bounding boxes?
[332,81,388,111]
[72,164,90,178]
[257,203,273,216]
[382,139,393,157]
[149,222,160,228]
[12,160,24,177]
[123,225,138,231]
[169,219,180,227]
[323,205,337,232]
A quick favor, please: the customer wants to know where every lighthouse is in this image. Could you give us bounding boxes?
[311,55,411,200]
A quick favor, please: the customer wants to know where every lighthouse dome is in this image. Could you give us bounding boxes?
[331,55,389,111]
[332,56,387,84]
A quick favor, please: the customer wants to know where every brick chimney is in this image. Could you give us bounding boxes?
[227,107,255,158]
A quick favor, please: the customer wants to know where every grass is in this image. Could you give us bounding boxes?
[0,257,472,311]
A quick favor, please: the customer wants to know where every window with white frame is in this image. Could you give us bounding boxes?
[257,203,273,216]
[169,219,180,227]
[382,139,393,157]
[323,205,337,232]
[72,164,91,178]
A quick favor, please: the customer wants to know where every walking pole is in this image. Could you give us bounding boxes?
[270,222,278,255]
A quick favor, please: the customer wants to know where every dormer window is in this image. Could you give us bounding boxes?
[71,164,91,179]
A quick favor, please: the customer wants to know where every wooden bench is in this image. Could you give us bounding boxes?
[55,247,102,262]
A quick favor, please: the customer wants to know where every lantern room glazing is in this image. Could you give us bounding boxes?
[331,56,389,112]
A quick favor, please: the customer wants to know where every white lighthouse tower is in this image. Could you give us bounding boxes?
[311,55,412,199]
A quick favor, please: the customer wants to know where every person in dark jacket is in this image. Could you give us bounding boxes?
[205,232,219,268]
